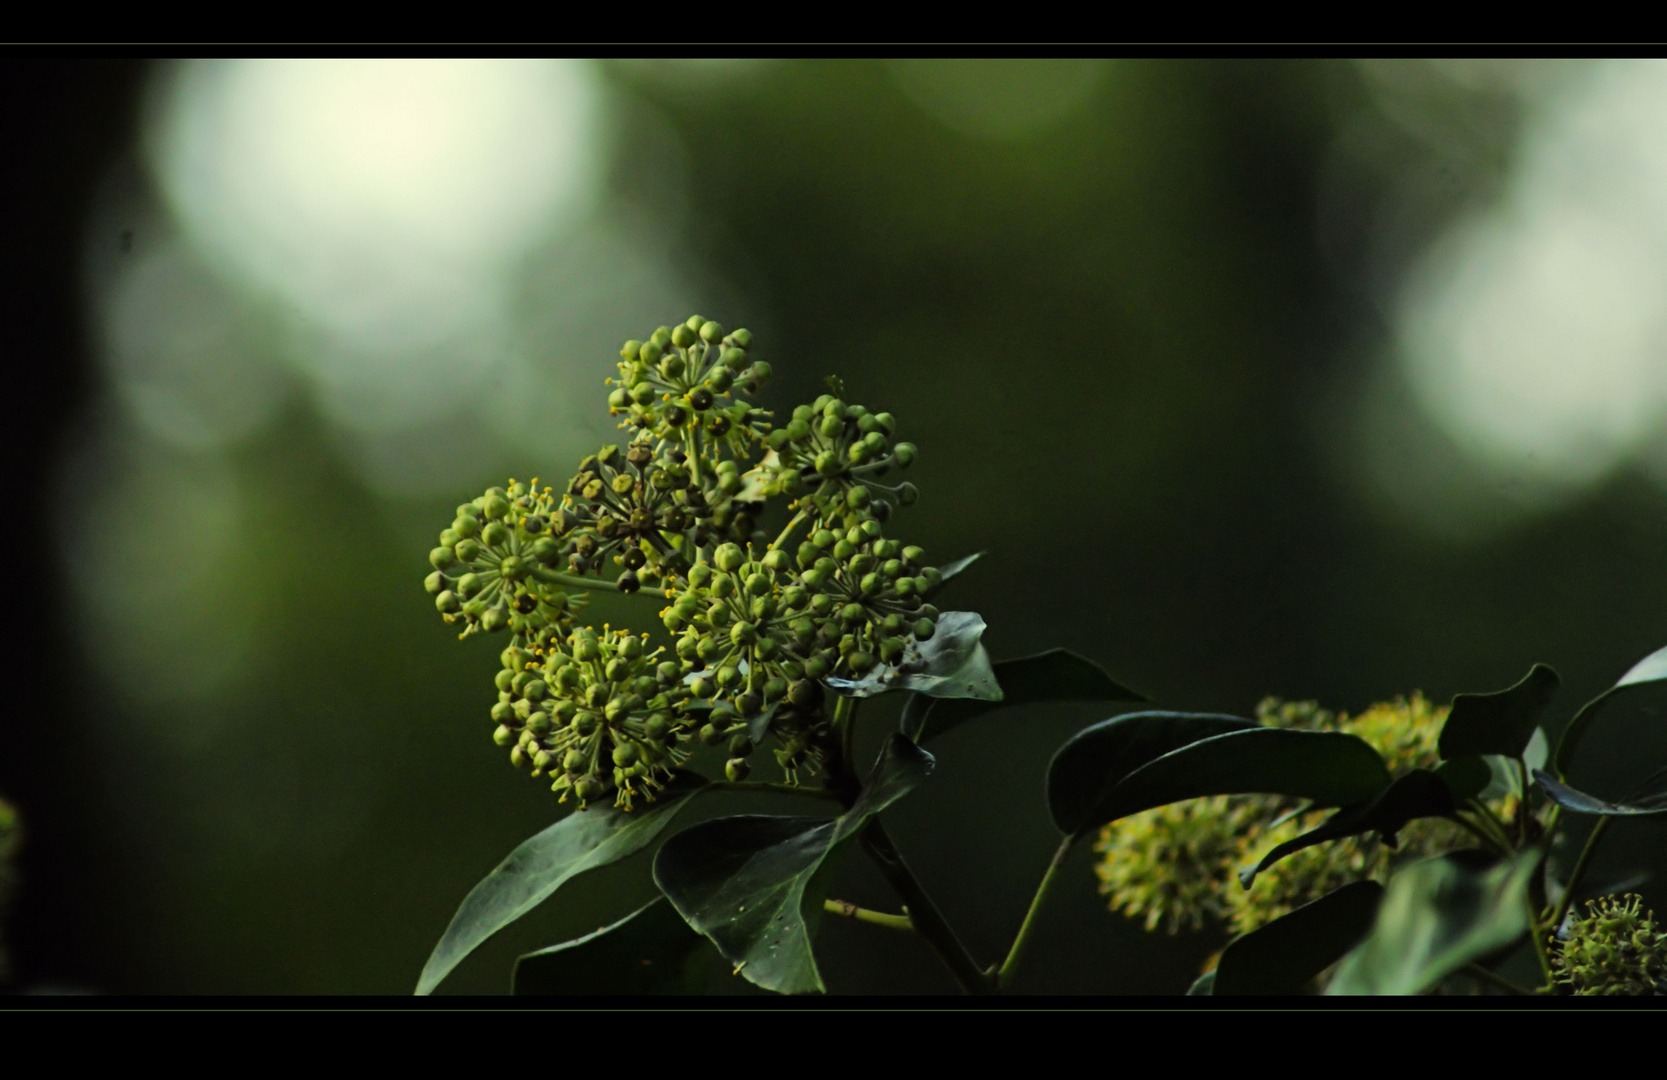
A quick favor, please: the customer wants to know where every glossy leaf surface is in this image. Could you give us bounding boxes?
[1239,770,1454,888]
[652,735,932,994]
[826,611,1000,701]
[1049,717,1391,838]
[1554,644,1667,777]
[512,896,728,995]
[1532,770,1667,817]
[1327,850,1540,996]
[1214,881,1383,995]
[1438,664,1560,761]
[415,772,707,995]
[901,648,1145,743]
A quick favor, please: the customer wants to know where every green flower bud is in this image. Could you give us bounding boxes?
[848,651,875,673]
[767,429,792,451]
[750,595,777,621]
[617,570,641,594]
[455,538,482,562]
[846,486,871,509]
[483,494,511,520]
[608,387,630,410]
[922,567,943,590]
[661,352,687,379]
[823,399,847,421]
[690,675,714,699]
[611,743,639,769]
[699,723,724,745]
[435,590,461,614]
[893,442,916,467]
[716,665,742,689]
[526,712,552,736]
[640,340,664,364]
[715,543,745,572]
[804,654,831,679]
[819,413,844,439]
[491,701,515,724]
[914,618,935,640]
[573,710,598,735]
[493,724,516,747]
[859,572,882,596]
[725,758,751,783]
[731,621,758,647]
[786,418,811,442]
[707,364,734,392]
[620,339,643,360]
[849,553,876,575]
[815,450,842,477]
[902,545,925,566]
[728,328,753,349]
[573,635,601,662]
[429,546,457,570]
[495,669,516,692]
[499,555,524,580]
[689,563,713,588]
[735,691,762,717]
[840,602,866,624]
[696,320,722,343]
[808,593,834,617]
[833,538,857,561]
[481,521,511,547]
[576,777,607,803]
[424,571,446,595]
[896,481,919,507]
[671,324,696,348]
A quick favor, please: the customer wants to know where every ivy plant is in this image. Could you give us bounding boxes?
[415,315,1667,996]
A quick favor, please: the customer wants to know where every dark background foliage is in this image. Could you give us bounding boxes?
[3,57,1662,994]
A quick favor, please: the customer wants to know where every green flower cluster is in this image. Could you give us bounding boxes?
[762,394,917,526]
[422,317,944,808]
[1094,694,1487,942]
[1550,893,1667,996]
[608,317,771,458]
[493,628,694,810]
[424,481,586,638]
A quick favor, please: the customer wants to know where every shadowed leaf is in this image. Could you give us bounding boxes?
[1555,644,1667,778]
[1327,850,1540,995]
[512,896,731,995]
[1048,717,1392,838]
[1438,664,1560,761]
[1239,771,1453,888]
[902,648,1145,743]
[652,735,932,994]
[1532,770,1667,817]
[415,772,707,995]
[1214,881,1383,995]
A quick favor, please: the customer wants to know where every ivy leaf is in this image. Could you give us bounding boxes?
[1531,770,1667,817]
[652,735,932,994]
[1435,756,1492,801]
[1238,771,1454,888]
[901,648,1147,743]
[825,611,1001,701]
[415,772,707,996]
[512,896,730,996]
[1214,881,1383,995]
[935,552,984,586]
[1047,716,1391,838]
[1437,664,1560,761]
[1555,644,1667,778]
[1326,849,1541,996]
[1186,971,1216,995]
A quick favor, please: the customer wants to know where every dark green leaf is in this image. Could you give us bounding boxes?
[1046,712,1257,836]
[1185,970,1216,996]
[512,896,728,995]
[1531,770,1667,817]
[415,772,707,996]
[1049,717,1393,838]
[1214,881,1383,995]
[1435,756,1491,801]
[901,648,1146,743]
[1438,663,1560,761]
[1239,770,1454,888]
[1326,849,1541,995]
[1555,644,1667,778]
[825,611,1000,701]
[652,735,932,994]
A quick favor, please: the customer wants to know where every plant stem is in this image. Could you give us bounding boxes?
[1548,815,1612,935]
[529,565,668,599]
[996,835,1073,991]
[859,817,993,995]
[1463,962,1536,996]
[1529,892,1556,989]
[769,508,810,553]
[835,694,857,782]
[823,898,913,932]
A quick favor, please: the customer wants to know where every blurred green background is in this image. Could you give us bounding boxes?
[4,57,1664,995]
